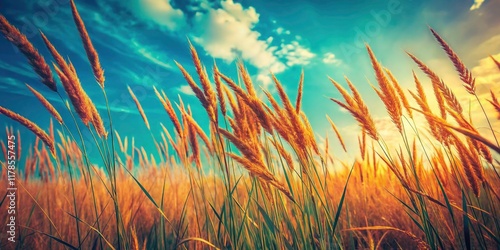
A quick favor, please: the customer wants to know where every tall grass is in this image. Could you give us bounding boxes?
[1,1,500,249]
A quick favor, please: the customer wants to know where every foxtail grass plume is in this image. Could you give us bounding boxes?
[385,68,413,118]
[295,70,304,114]
[326,115,347,152]
[70,0,105,87]
[25,84,63,124]
[128,86,150,130]
[0,106,56,157]
[153,86,183,137]
[40,32,94,126]
[0,15,57,92]
[52,62,93,126]
[213,63,227,116]
[430,28,475,95]
[329,77,379,140]
[366,45,402,133]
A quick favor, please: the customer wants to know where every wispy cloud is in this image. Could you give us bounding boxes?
[177,85,196,96]
[470,0,485,10]
[322,52,341,65]
[122,0,316,89]
[126,0,186,31]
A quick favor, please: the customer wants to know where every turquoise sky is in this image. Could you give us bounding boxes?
[1,0,499,163]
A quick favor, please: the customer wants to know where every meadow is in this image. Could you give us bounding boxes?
[1,1,500,249]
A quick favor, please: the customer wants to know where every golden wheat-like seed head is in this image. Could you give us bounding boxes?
[0,106,56,157]
[295,70,304,114]
[25,83,63,124]
[155,87,183,138]
[213,63,227,116]
[366,45,402,132]
[326,115,347,152]
[41,32,96,126]
[238,62,258,97]
[181,107,212,153]
[185,111,201,169]
[0,16,57,91]
[90,103,107,138]
[332,77,379,140]
[465,139,486,182]
[70,0,105,87]
[385,68,413,118]
[52,63,93,125]
[128,86,150,130]
[175,61,211,115]
[454,137,481,197]
[271,73,309,145]
[188,42,217,122]
[430,28,475,95]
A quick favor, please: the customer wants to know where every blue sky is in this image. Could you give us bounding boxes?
[1,0,499,162]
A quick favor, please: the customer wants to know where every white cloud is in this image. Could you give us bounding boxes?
[129,0,186,31]
[126,0,315,88]
[178,85,196,96]
[275,41,316,67]
[470,0,485,10]
[472,53,500,86]
[322,52,341,65]
[275,27,290,35]
[190,0,286,88]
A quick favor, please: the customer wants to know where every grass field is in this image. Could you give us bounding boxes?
[1,0,500,249]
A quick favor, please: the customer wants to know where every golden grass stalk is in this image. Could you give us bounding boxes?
[186,112,201,169]
[465,139,485,182]
[271,73,308,144]
[418,109,500,155]
[295,70,304,114]
[153,87,182,137]
[213,63,227,116]
[41,32,97,127]
[489,90,500,119]
[25,83,63,124]
[447,109,492,163]
[385,68,413,118]
[90,103,107,137]
[226,152,294,202]
[222,84,239,117]
[188,42,217,122]
[300,111,319,154]
[407,53,447,119]
[270,138,295,171]
[408,71,442,143]
[491,55,500,71]
[329,78,379,140]
[218,70,273,132]
[366,45,402,132]
[180,107,212,153]
[175,61,210,116]
[326,115,347,152]
[128,86,150,130]
[0,15,57,92]
[430,28,475,95]
[453,136,481,197]
[0,106,56,157]
[238,62,258,98]
[52,63,93,125]
[70,0,105,87]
